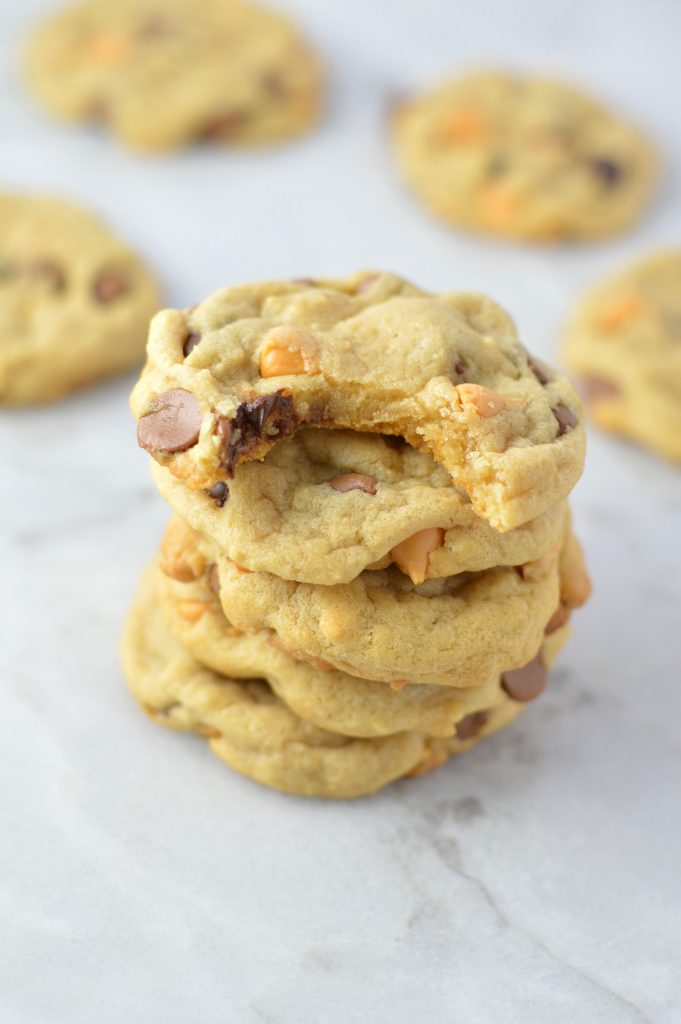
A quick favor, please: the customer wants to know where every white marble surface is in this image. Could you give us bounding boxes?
[2,0,681,1021]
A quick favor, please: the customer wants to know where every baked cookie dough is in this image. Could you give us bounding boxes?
[24,0,322,153]
[392,71,657,241]
[0,192,160,405]
[150,429,568,584]
[122,566,527,798]
[132,272,585,532]
[563,250,681,462]
[155,550,515,739]
[162,514,584,688]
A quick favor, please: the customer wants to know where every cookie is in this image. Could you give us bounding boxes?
[155,551,521,739]
[0,192,160,405]
[164,515,585,688]
[563,250,681,462]
[122,567,524,798]
[24,0,322,152]
[150,428,568,584]
[131,272,585,532]
[391,71,657,241]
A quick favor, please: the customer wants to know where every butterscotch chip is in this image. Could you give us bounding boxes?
[390,527,445,585]
[158,515,208,585]
[176,600,213,623]
[596,292,647,329]
[259,327,317,377]
[456,383,508,418]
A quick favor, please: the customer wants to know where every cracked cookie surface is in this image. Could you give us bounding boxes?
[392,71,657,241]
[24,0,322,153]
[563,250,681,463]
[0,192,160,405]
[131,271,585,532]
[122,566,524,798]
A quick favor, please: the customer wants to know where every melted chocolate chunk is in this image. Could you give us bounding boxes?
[553,404,578,436]
[383,434,408,450]
[207,481,229,507]
[590,158,623,186]
[183,331,201,357]
[528,357,549,385]
[217,389,299,474]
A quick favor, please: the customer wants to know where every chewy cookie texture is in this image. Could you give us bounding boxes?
[131,271,585,533]
[24,0,322,152]
[391,70,657,242]
[123,271,591,799]
[0,192,160,405]
[564,250,681,463]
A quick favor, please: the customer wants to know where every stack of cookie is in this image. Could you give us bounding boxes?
[122,271,591,799]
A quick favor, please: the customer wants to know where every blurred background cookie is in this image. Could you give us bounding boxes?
[391,70,657,241]
[563,249,681,462]
[23,0,323,152]
[0,192,160,404]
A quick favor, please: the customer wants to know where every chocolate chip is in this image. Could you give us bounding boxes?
[455,711,488,740]
[261,71,287,98]
[90,96,110,120]
[138,15,172,39]
[582,376,621,402]
[486,154,508,177]
[217,389,299,475]
[355,273,380,294]
[201,111,247,140]
[553,404,578,436]
[545,604,570,635]
[183,331,201,357]
[329,473,377,495]
[137,389,202,453]
[501,655,547,702]
[528,357,549,385]
[207,481,229,507]
[26,260,66,292]
[94,269,128,303]
[453,356,468,379]
[590,158,623,186]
